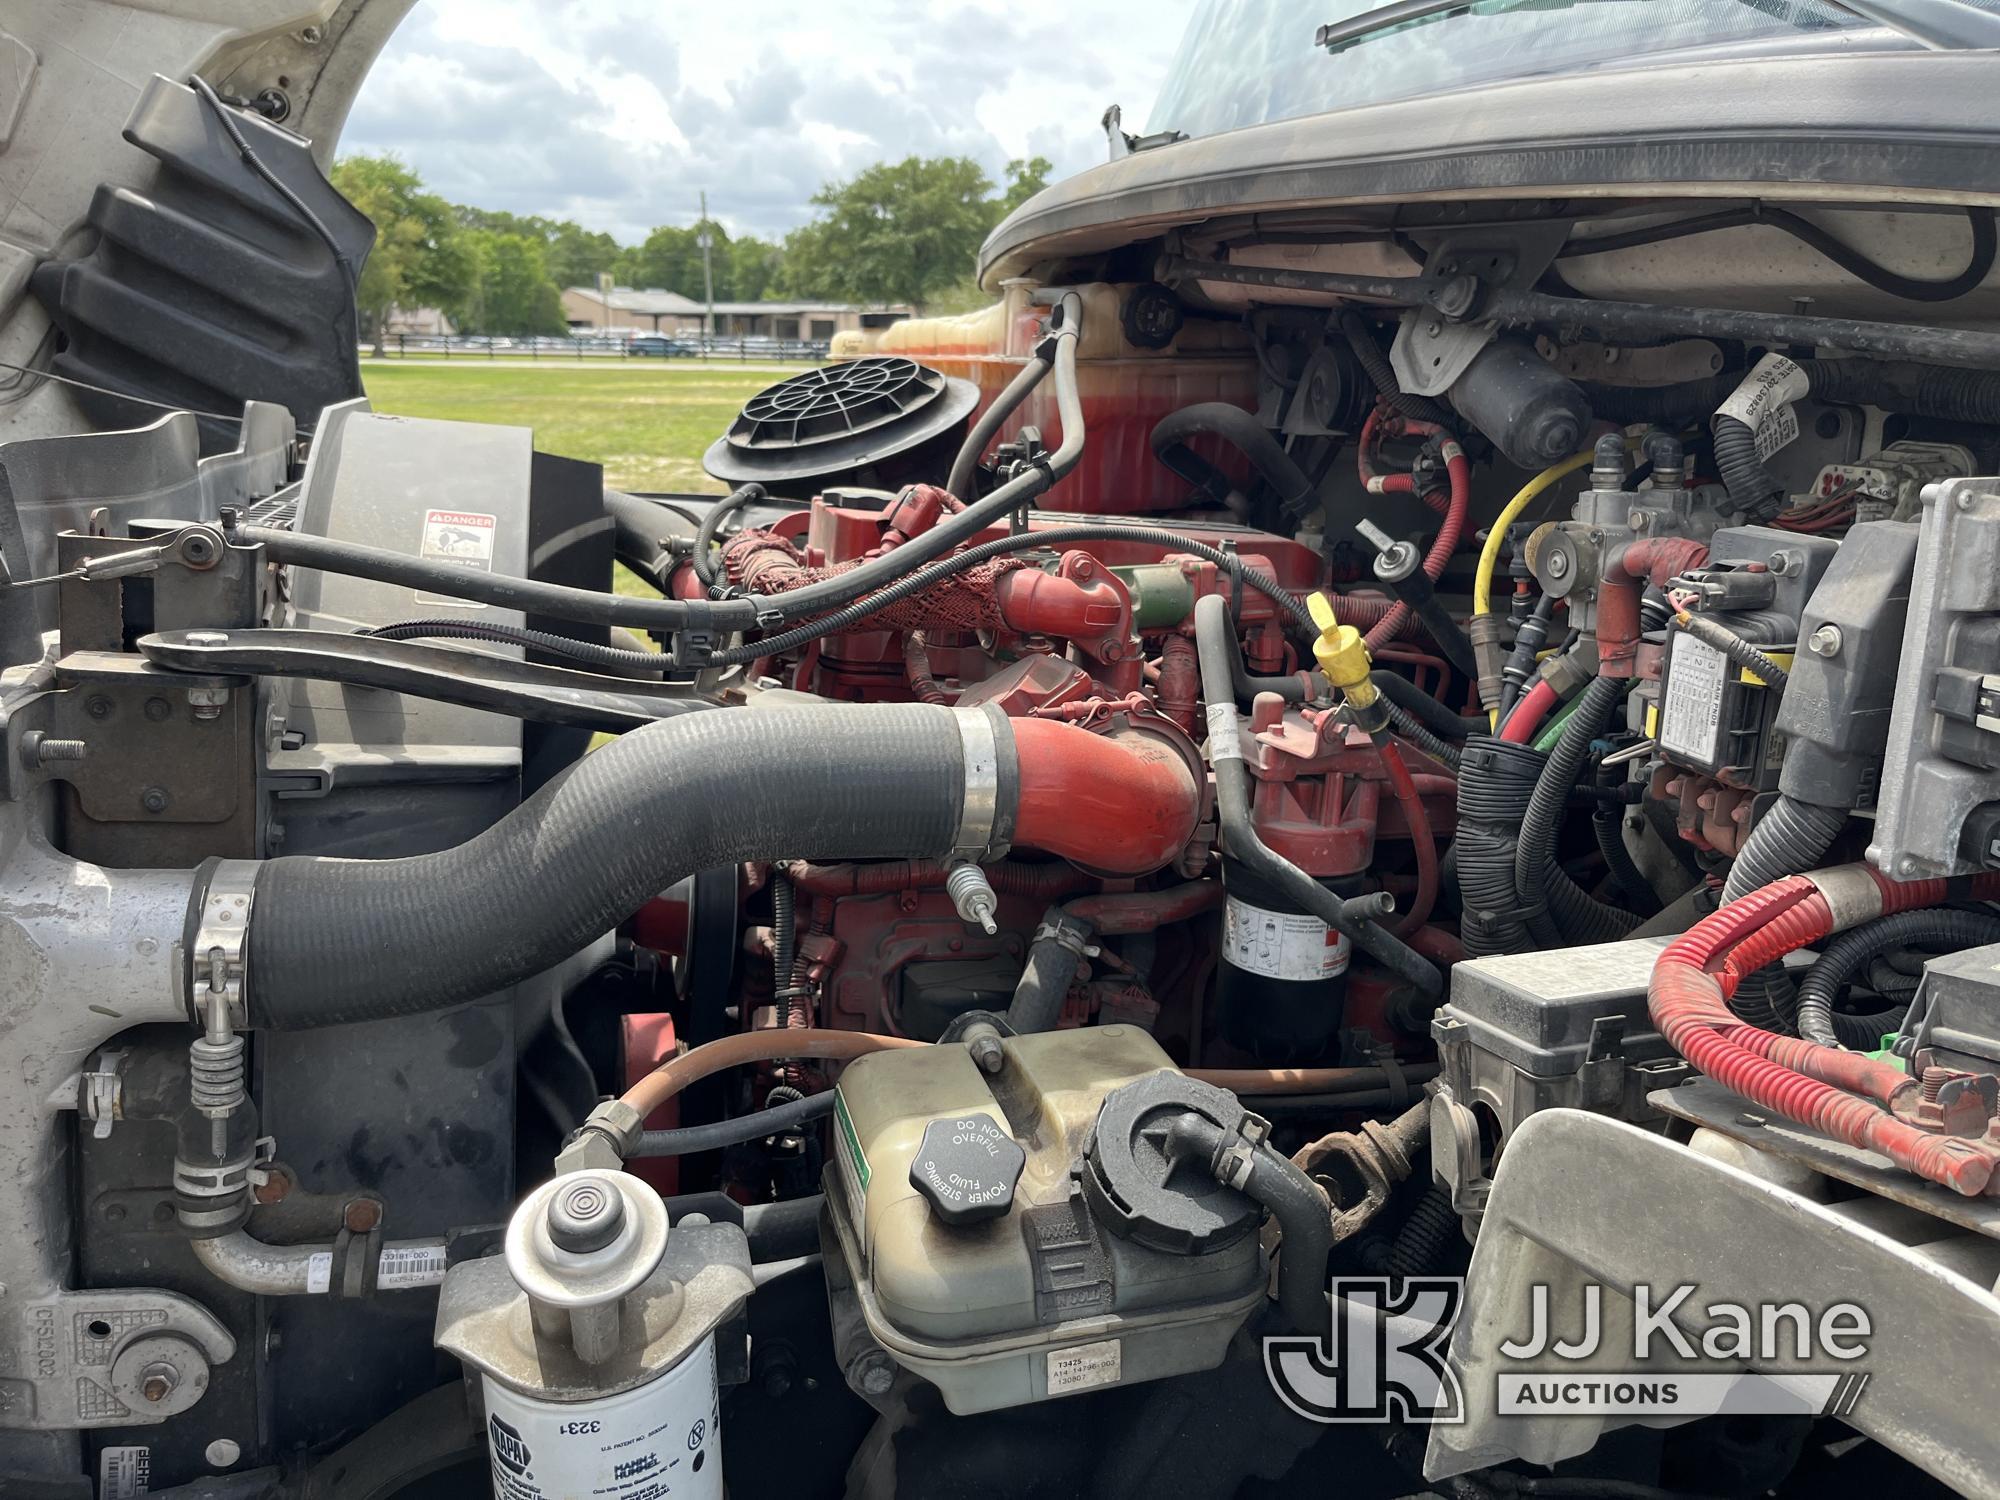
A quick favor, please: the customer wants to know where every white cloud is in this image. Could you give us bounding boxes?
[338,0,1199,243]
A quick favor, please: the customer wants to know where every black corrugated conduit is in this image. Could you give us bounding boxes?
[1513,675,1638,948]
[1795,908,2000,1049]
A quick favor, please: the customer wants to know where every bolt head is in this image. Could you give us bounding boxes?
[547,1177,625,1252]
[968,1033,1005,1075]
[139,1361,180,1402]
[86,696,114,721]
[1546,551,1570,579]
[205,1439,241,1468]
[852,1350,897,1397]
[140,787,169,815]
[1807,624,1843,658]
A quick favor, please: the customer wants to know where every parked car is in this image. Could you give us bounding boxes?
[626,333,694,357]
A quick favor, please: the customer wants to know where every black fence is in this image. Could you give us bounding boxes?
[372,333,831,362]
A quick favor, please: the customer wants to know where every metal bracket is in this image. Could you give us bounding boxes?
[1390,223,1571,396]
[192,859,259,1029]
[2,1288,235,1430]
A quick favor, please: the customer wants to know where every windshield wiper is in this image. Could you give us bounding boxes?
[1315,0,2000,56]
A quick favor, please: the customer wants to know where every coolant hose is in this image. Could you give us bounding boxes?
[1794,907,2000,1049]
[947,354,1051,500]
[238,703,1197,1028]
[1194,596,1442,998]
[1007,906,1094,1033]
[1150,403,1319,517]
[1165,1110,1332,1332]
[692,483,766,589]
[1371,671,1481,742]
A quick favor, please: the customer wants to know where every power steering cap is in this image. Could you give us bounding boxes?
[908,1113,1024,1228]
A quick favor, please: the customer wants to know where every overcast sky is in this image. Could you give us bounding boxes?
[340,0,1202,245]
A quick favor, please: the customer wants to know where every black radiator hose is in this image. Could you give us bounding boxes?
[1150,402,1318,518]
[1007,907,1094,1034]
[242,704,997,1028]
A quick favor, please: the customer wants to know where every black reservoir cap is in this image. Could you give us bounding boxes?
[908,1113,1025,1228]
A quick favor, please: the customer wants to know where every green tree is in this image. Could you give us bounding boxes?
[458,230,567,335]
[778,155,1043,311]
[329,154,471,349]
[615,218,737,298]
[999,156,1054,215]
[727,236,784,301]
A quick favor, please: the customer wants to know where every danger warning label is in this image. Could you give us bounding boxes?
[417,510,496,605]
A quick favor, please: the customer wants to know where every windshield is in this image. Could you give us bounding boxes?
[1148,0,1902,140]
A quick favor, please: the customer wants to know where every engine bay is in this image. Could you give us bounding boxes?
[4,32,2000,1500]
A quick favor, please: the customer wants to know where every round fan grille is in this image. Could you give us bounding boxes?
[728,357,948,451]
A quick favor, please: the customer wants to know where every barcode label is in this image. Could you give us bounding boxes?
[378,1244,448,1289]
[100,1445,150,1498]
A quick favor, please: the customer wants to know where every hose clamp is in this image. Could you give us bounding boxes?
[192,859,259,1030]
[951,705,1013,860]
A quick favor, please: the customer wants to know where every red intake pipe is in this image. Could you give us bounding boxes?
[1011,719,1201,876]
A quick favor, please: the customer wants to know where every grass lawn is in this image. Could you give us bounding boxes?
[359,360,806,496]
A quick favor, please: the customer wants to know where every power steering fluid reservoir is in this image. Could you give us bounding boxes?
[435,1170,753,1499]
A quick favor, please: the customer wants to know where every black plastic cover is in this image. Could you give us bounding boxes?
[908,1112,1024,1227]
[1081,1071,1259,1255]
[30,75,373,450]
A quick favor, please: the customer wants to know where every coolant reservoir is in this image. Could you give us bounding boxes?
[823,1026,1267,1414]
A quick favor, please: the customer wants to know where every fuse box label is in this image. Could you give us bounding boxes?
[1660,632,1727,767]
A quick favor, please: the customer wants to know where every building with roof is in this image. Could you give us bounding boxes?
[560,285,910,341]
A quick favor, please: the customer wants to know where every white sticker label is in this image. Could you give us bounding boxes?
[377,1243,449,1289]
[416,509,498,607]
[1224,896,1351,981]
[1715,353,1809,460]
[305,1251,332,1295]
[1660,631,1727,766]
[482,1335,720,1500]
[1047,1338,1122,1396]
[99,1445,150,1498]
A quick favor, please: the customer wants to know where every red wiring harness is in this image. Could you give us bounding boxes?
[1497,677,1561,744]
[1649,864,2000,1195]
[1353,408,1473,655]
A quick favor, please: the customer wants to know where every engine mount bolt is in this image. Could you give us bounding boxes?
[1807,624,1843,658]
[140,1361,180,1403]
[547,1176,625,1253]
